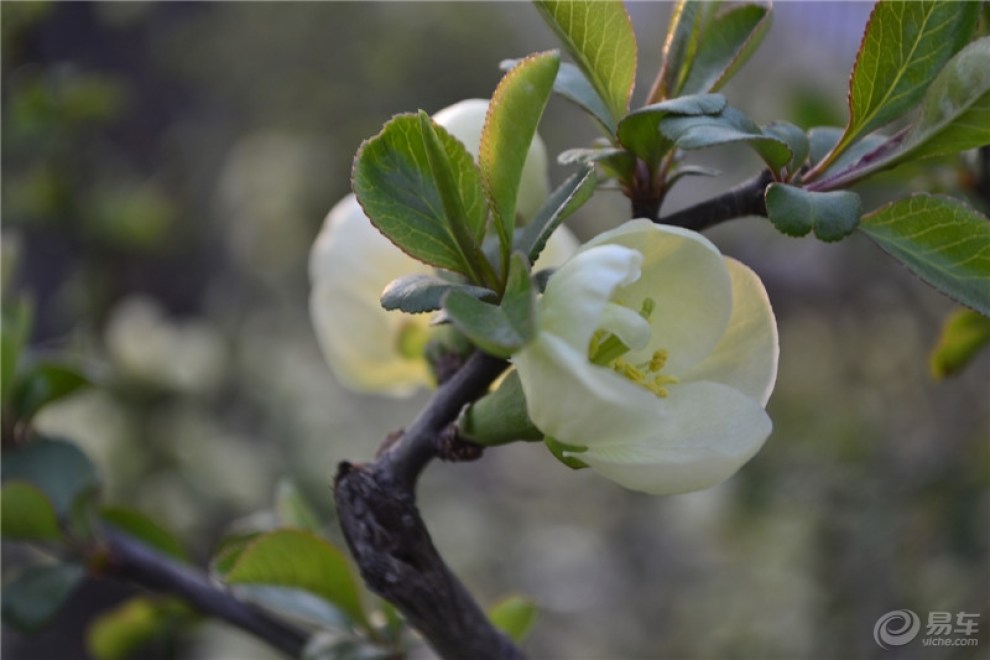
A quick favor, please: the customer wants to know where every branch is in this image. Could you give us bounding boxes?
[334,351,522,660]
[100,526,309,658]
[658,170,772,231]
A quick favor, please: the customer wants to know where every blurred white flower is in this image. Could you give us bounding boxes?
[309,98,572,396]
[514,219,778,495]
[105,296,226,394]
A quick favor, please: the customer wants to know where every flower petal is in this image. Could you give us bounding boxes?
[538,244,643,352]
[584,220,733,374]
[514,333,662,448]
[679,258,779,405]
[577,381,772,495]
[534,225,580,270]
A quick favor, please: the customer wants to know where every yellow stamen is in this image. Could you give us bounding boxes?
[648,349,669,372]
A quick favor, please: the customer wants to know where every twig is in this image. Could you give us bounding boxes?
[334,351,521,660]
[100,526,309,658]
[658,170,772,230]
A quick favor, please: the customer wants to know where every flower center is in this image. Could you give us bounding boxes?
[587,297,679,399]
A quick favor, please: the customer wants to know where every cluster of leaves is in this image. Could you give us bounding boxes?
[1,310,536,658]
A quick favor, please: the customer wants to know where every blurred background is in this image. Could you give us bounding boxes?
[2,2,987,659]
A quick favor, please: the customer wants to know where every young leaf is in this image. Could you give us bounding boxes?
[660,106,792,172]
[223,529,367,628]
[87,597,196,660]
[1,437,98,518]
[534,0,637,126]
[380,274,496,314]
[2,563,85,633]
[352,113,488,276]
[762,121,809,176]
[617,93,726,168]
[813,0,980,174]
[100,507,188,563]
[488,594,538,643]
[481,51,560,271]
[807,127,889,178]
[443,254,536,358]
[519,165,596,264]
[502,59,615,134]
[1,481,61,542]
[765,183,862,242]
[929,308,990,380]
[859,194,990,315]
[679,2,772,97]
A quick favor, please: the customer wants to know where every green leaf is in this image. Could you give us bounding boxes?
[352,113,488,276]
[502,59,615,134]
[458,370,543,446]
[1,437,98,518]
[87,597,196,660]
[380,274,496,314]
[1,481,61,541]
[765,183,862,242]
[519,165,596,264]
[534,0,637,125]
[815,0,980,173]
[100,507,188,563]
[653,1,702,101]
[11,362,91,425]
[2,563,85,633]
[617,93,726,168]
[859,194,990,315]
[275,479,322,533]
[223,529,367,628]
[488,594,538,643]
[1,298,32,409]
[231,585,351,631]
[807,127,889,176]
[444,254,536,358]
[762,121,809,176]
[679,2,772,96]
[210,532,262,578]
[929,308,990,379]
[660,106,792,171]
[481,51,560,270]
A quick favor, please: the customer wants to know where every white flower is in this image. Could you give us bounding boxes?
[309,98,570,396]
[513,219,778,495]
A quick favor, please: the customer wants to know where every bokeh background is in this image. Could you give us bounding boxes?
[2,2,987,659]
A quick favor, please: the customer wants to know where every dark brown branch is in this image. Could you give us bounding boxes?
[657,170,772,231]
[100,526,309,658]
[334,351,521,660]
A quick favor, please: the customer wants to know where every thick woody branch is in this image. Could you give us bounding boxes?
[100,526,309,658]
[658,170,773,231]
[334,351,521,660]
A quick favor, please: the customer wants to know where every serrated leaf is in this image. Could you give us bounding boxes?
[444,254,536,358]
[2,563,85,633]
[859,194,990,315]
[352,113,488,276]
[488,594,538,643]
[275,479,322,533]
[380,274,496,314]
[815,0,980,174]
[680,2,772,96]
[929,308,990,379]
[1,437,98,518]
[1,481,61,541]
[534,0,637,125]
[519,166,596,264]
[503,59,615,134]
[100,507,188,563]
[87,597,196,660]
[765,183,862,242]
[617,93,726,168]
[660,106,792,171]
[223,529,367,628]
[481,51,559,269]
